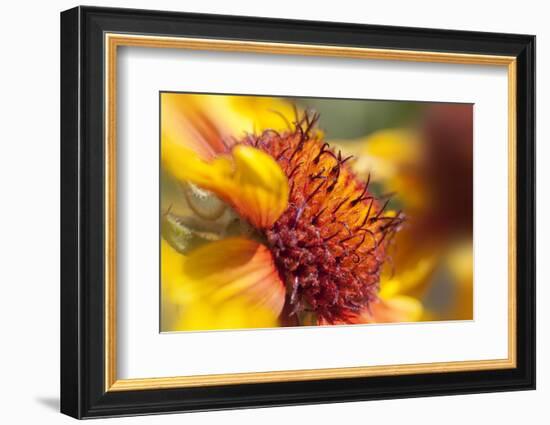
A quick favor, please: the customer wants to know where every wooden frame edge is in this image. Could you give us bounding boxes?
[104,33,518,392]
[108,358,516,391]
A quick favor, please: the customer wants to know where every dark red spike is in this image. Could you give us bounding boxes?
[262,128,282,139]
[309,168,327,180]
[332,196,350,214]
[354,228,378,249]
[378,212,405,232]
[313,143,329,163]
[340,154,354,165]
[323,230,341,242]
[303,111,319,136]
[359,198,375,227]
[288,132,306,162]
[304,180,326,204]
[311,206,327,225]
[313,143,338,164]
[276,146,290,161]
[288,161,303,180]
[337,221,352,236]
[371,198,391,222]
[375,227,391,246]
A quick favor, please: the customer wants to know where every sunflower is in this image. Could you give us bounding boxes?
[160,94,422,331]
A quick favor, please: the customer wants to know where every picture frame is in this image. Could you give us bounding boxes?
[60,5,535,419]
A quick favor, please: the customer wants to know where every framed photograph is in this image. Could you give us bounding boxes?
[60,6,535,419]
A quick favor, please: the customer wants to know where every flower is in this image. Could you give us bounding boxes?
[161,94,418,331]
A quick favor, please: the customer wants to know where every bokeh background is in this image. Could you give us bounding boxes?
[161,94,473,331]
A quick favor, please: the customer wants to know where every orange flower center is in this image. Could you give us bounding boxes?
[240,113,404,325]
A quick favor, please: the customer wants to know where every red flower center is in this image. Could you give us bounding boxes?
[241,113,404,325]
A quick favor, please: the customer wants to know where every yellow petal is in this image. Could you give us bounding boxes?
[365,295,423,323]
[162,93,229,161]
[161,238,284,332]
[161,238,187,298]
[184,238,285,312]
[161,93,296,161]
[160,238,194,331]
[174,299,282,331]
[162,142,289,229]
[170,238,285,331]
[227,95,297,132]
[228,145,289,229]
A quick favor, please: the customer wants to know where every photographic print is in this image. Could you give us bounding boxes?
[160,93,474,332]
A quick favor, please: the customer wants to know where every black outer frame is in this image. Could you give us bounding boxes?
[60,5,536,419]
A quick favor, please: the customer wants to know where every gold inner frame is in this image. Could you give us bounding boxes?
[104,33,517,392]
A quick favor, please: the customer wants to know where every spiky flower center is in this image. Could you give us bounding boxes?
[240,113,404,325]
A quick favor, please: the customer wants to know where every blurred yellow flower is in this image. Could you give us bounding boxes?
[336,129,427,212]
